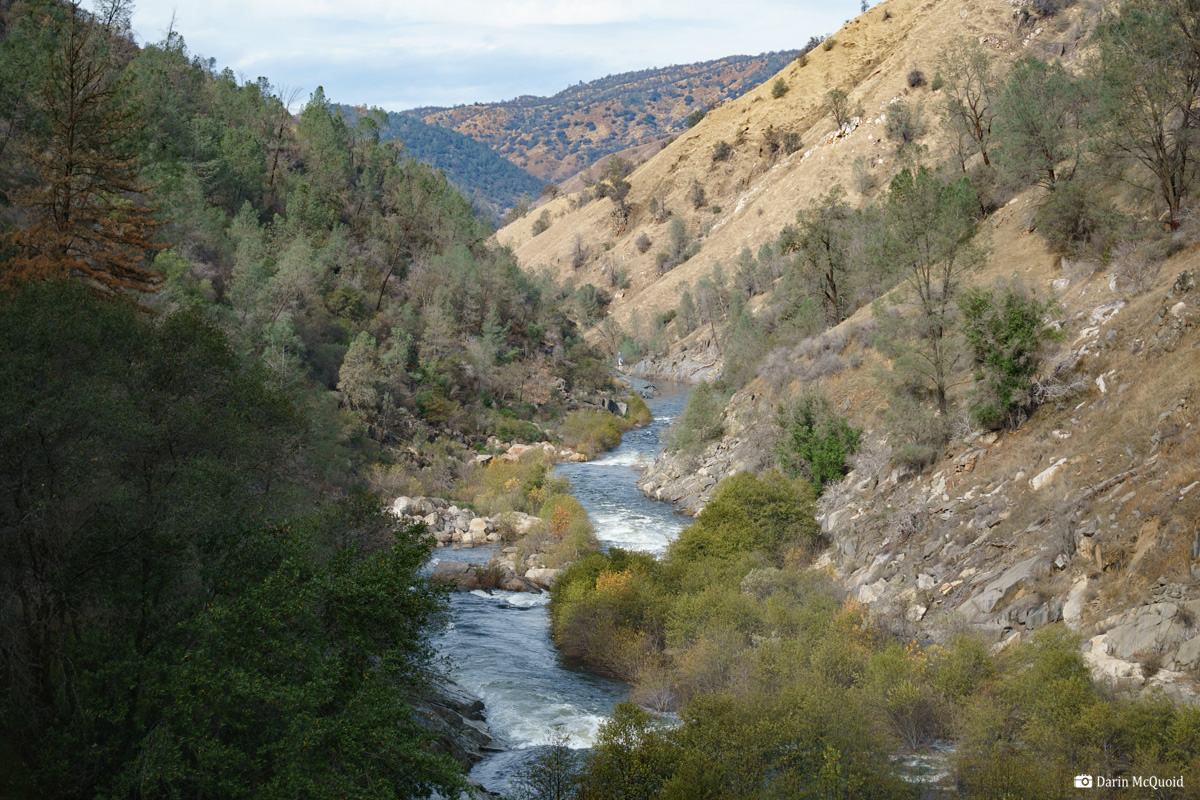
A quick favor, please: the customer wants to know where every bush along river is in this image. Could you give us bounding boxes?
[430,381,690,795]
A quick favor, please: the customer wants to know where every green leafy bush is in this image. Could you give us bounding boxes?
[561,409,623,456]
[771,77,789,99]
[496,416,543,443]
[667,380,724,455]
[959,281,1056,430]
[667,471,818,567]
[775,394,862,493]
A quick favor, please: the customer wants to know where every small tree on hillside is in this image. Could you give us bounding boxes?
[1092,0,1200,229]
[826,89,853,130]
[960,281,1057,430]
[938,37,997,168]
[874,166,983,416]
[994,57,1086,190]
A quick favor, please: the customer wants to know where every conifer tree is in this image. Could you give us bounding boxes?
[1,1,162,295]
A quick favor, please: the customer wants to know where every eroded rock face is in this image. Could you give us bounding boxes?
[411,676,499,770]
[629,344,723,383]
[637,385,777,515]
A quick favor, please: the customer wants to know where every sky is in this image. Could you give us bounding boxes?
[128,1,856,111]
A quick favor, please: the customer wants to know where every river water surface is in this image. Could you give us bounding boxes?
[431,382,689,794]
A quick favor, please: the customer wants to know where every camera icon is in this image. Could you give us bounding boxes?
[1074,775,1094,788]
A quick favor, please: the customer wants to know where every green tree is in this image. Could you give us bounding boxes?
[294,85,352,214]
[0,283,461,797]
[938,37,997,168]
[1093,0,1200,229]
[339,330,384,412]
[875,166,982,415]
[994,57,1086,190]
[782,186,854,324]
[513,729,581,800]
[668,380,723,454]
[0,1,162,295]
[826,88,852,129]
[576,702,674,800]
[775,394,862,493]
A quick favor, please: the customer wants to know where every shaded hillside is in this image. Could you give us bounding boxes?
[341,105,543,218]
[409,51,799,182]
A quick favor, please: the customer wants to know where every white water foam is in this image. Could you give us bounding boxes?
[591,508,679,555]
[590,449,648,468]
[468,589,550,608]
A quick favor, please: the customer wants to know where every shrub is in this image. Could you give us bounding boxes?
[774,394,862,494]
[781,130,803,154]
[884,396,950,470]
[668,470,819,566]
[907,68,926,88]
[685,108,706,128]
[688,178,706,209]
[654,218,700,274]
[959,281,1057,430]
[796,51,809,67]
[852,155,876,193]
[532,209,552,236]
[823,38,836,51]
[931,72,944,91]
[667,380,723,455]
[885,99,924,145]
[771,77,790,99]
[623,393,653,427]
[635,233,652,253]
[550,550,665,675]
[712,140,733,163]
[561,409,623,456]
[496,416,543,443]
[1034,180,1111,256]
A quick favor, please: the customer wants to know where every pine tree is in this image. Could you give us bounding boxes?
[1,2,162,295]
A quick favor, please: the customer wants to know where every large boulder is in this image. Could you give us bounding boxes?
[525,568,561,589]
[431,561,482,591]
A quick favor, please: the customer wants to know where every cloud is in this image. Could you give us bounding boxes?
[131,1,848,110]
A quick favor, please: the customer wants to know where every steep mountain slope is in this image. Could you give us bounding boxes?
[497,0,1200,696]
[497,0,1084,330]
[408,51,799,182]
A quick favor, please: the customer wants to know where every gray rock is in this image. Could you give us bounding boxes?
[432,561,481,592]
[959,555,1047,618]
[525,568,561,589]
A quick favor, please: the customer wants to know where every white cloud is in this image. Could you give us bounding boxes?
[130,1,849,109]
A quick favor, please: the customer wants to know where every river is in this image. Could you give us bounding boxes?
[431,382,690,795]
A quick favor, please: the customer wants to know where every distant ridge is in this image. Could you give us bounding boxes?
[406,51,800,182]
[340,106,543,218]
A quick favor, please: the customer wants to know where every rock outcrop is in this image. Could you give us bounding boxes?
[431,560,538,593]
[393,495,546,549]
[411,677,500,770]
[629,343,723,384]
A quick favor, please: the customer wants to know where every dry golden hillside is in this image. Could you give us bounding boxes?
[498,0,1091,333]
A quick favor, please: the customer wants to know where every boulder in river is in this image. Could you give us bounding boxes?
[432,560,540,593]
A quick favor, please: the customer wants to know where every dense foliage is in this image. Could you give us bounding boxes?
[0,283,460,798]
